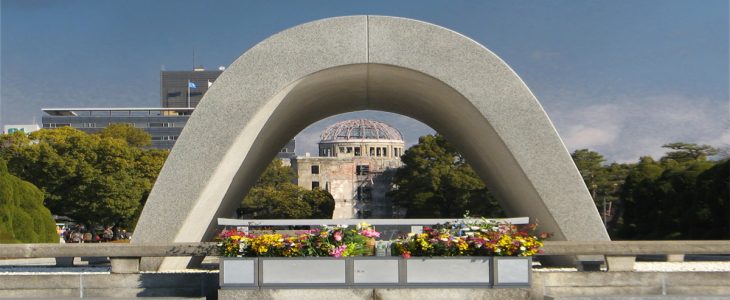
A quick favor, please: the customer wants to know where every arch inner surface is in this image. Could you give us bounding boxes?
[133,16,609,270]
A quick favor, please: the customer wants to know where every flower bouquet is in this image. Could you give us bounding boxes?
[217,222,380,258]
[390,218,550,258]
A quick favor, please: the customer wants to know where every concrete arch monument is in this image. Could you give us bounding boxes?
[134,16,610,270]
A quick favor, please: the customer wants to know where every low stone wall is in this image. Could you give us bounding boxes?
[219,288,529,300]
[0,272,218,299]
[1,270,728,300]
[531,271,730,300]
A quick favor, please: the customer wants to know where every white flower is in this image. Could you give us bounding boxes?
[520,246,526,251]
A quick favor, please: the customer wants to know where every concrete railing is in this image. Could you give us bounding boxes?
[1,241,728,273]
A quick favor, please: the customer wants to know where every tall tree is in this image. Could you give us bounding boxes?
[390,134,503,218]
[240,160,335,219]
[613,144,726,240]
[688,159,729,239]
[0,128,167,228]
[571,149,631,226]
[660,142,718,164]
[98,124,152,148]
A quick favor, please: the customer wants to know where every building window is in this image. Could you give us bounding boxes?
[369,147,375,156]
[44,123,70,128]
[81,123,96,128]
[376,148,381,157]
[311,165,319,174]
[166,91,182,98]
[354,147,361,156]
[152,135,178,141]
[346,147,353,154]
[149,122,174,128]
[312,181,320,189]
[339,147,346,153]
[356,165,369,176]
[383,148,388,157]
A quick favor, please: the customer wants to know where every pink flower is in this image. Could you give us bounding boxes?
[330,245,347,257]
[334,231,343,242]
[360,229,380,238]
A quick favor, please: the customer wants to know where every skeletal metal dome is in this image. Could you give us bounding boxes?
[320,119,403,142]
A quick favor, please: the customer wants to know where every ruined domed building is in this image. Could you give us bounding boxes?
[292,119,405,219]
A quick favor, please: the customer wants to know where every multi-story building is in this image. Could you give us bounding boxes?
[292,119,405,219]
[160,67,223,110]
[42,108,192,149]
[39,67,297,158]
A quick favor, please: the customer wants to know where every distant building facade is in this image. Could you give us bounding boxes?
[160,67,223,110]
[292,119,405,219]
[3,124,40,135]
[39,67,296,157]
[42,108,192,149]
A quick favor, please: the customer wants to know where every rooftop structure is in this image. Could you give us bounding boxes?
[320,119,403,142]
[295,119,405,219]
[41,108,192,149]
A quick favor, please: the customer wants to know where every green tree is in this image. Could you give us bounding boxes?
[688,159,729,239]
[390,134,503,218]
[613,144,726,240]
[571,149,632,227]
[0,128,167,228]
[98,124,151,148]
[0,158,58,243]
[660,142,718,164]
[240,160,335,219]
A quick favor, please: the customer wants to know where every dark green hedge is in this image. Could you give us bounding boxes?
[0,159,57,243]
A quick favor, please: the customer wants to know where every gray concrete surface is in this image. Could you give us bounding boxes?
[605,256,636,271]
[219,288,529,300]
[133,15,609,271]
[531,271,730,300]
[109,257,139,274]
[0,272,217,298]
[1,269,729,300]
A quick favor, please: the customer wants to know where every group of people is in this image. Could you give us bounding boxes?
[60,224,130,243]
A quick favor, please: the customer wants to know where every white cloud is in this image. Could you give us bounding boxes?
[289,92,726,165]
[545,92,729,163]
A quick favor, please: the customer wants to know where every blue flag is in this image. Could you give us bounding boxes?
[188,81,197,89]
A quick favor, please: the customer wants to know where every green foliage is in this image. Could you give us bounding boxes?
[0,158,58,243]
[611,144,727,240]
[0,127,168,228]
[240,160,335,219]
[660,142,718,164]
[688,159,729,239]
[571,149,630,208]
[98,124,152,148]
[390,134,503,218]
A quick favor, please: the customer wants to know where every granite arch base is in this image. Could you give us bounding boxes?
[133,16,609,270]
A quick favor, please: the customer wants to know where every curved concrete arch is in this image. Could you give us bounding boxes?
[133,16,609,270]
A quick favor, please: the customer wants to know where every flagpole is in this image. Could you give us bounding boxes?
[187,80,191,108]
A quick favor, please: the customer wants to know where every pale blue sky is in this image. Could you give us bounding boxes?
[1,0,728,162]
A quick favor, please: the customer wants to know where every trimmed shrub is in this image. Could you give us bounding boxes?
[0,159,57,243]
